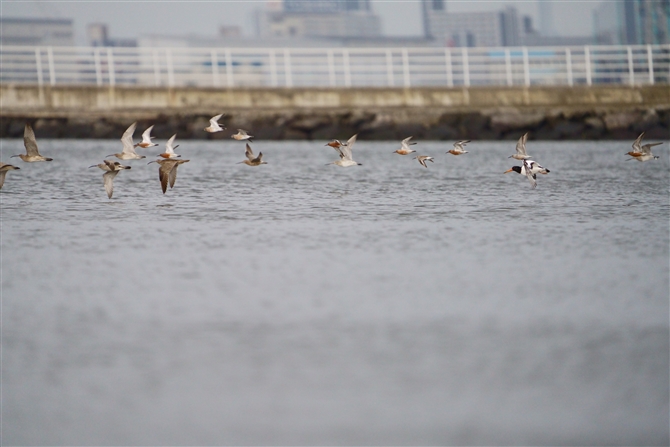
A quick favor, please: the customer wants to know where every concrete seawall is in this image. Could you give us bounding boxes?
[1,84,668,140]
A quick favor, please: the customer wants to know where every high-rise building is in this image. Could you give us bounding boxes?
[537,0,556,36]
[256,0,380,39]
[0,17,74,46]
[594,0,669,45]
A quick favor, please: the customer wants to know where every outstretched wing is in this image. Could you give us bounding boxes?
[210,114,224,126]
[141,125,154,143]
[158,163,171,193]
[401,136,414,150]
[166,134,177,153]
[168,164,179,189]
[340,134,357,161]
[121,122,138,154]
[632,132,645,153]
[103,170,118,198]
[640,142,662,155]
[516,133,529,156]
[24,124,40,156]
[523,159,537,188]
[245,143,255,161]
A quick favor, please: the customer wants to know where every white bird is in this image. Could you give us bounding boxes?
[326,134,361,167]
[414,155,434,168]
[157,134,181,159]
[626,132,662,162]
[237,143,267,166]
[393,136,417,155]
[0,162,20,189]
[135,125,158,148]
[148,159,190,194]
[204,114,225,133]
[11,124,53,162]
[447,140,470,155]
[106,122,145,160]
[509,132,531,160]
[232,129,254,142]
[89,159,131,199]
[504,159,550,189]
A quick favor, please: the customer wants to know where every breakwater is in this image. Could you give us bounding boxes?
[1,84,668,140]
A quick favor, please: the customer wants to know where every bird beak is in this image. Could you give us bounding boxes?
[504,169,513,174]
[88,165,96,168]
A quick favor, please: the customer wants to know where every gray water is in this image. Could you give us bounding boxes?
[1,139,668,445]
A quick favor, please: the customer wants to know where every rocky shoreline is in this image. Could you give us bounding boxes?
[1,106,667,141]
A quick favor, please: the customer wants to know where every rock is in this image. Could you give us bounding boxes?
[490,112,545,130]
[603,111,641,130]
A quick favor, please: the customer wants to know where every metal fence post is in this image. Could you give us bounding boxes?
[327,49,336,87]
[505,48,512,86]
[47,46,56,85]
[343,49,352,87]
[626,46,634,86]
[269,50,278,87]
[647,44,654,85]
[462,47,470,87]
[402,48,410,87]
[566,48,573,86]
[93,48,102,86]
[106,47,115,86]
[445,48,453,87]
[522,46,530,86]
[211,49,220,87]
[225,48,234,87]
[35,48,44,86]
[166,49,175,87]
[283,48,292,87]
[585,46,592,86]
[386,49,394,87]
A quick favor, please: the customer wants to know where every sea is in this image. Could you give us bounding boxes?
[1,139,668,445]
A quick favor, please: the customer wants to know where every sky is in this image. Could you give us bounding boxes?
[2,0,603,44]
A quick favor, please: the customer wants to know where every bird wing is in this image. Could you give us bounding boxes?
[103,159,117,171]
[632,132,645,152]
[168,164,179,188]
[103,170,118,198]
[141,125,154,144]
[237,129,248,136]
[523,160,537,188]
[516,133,529,155]
[0,171,7,189]
[245,144,255,161]
[166,134,177,153]
[121,122,138,154]
[641,142,662,154]
[23,124,40,156]
[401,136,414,150]
[454,140,470,149]
[340,134,357,161]
[210,114,223,127]
[254,152,264,164]
[158,162,172,193]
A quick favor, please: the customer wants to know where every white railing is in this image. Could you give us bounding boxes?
[1,44,668,88]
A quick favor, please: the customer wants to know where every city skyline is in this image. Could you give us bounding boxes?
[2,0,600,45]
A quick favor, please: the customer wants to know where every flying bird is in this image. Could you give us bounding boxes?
[231,129,254,142]
[626,132,662,162]
[0,162,20,189]
[106,122,146,160]
[447,140,470,155]
[414,155,434,168]
[237,143,267,166]
[89,159,131,199]
[204,114,225,133]
[148,159,190,194]
[11,124,53,162]
[135,125,158,148]
[504,159,550,189]
[157,134,181,159]
[509,132,531,160]
[326,134,361,167]
[393,136,417,155]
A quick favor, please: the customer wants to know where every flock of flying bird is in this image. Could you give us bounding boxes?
[0,112,664,197]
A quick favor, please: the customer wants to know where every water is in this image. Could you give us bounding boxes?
[1,139,668,445]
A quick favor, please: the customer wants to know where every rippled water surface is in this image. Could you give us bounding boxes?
[2,139,669,445]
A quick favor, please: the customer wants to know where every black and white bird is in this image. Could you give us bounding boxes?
[505,159,550,189]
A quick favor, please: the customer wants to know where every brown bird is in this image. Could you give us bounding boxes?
[447,140,470,155]
[204,114,225,133]
[393,136,417,155]
[626,132,662,162]
[89,159,131,199]
[237,144,267,166]
[0,162,20,189]
[148,159,190,193]
[11,124,53,162]
[414,155,434,168]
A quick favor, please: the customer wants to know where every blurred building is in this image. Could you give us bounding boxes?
[594,0,670,44]
[87,24,137,47]
[255,0,381,39]
[0,17,74,46]
[537,0,556,36]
